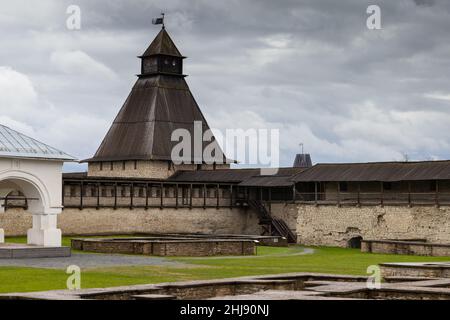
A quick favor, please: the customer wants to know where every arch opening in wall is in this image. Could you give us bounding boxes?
[0,123,75,247]
[348,236,363,249]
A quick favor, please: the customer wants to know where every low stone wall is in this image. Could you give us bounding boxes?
[381,263,450,278]
[295,204,450,247]
[362,240,450,256]
[72,238,256,257]
[0,207,260,237]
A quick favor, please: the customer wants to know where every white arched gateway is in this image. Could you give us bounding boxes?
[0,124,75,246]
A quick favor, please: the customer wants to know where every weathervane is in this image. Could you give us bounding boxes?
[152,12,165,29]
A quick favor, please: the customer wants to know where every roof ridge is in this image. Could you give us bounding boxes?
[314,160,450,166]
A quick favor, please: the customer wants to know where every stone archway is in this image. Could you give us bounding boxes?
[0,123,74,248]
[348,236,363,249]
[0,170,62,247]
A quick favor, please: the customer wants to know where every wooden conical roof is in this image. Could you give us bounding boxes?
[84,30,225,164]
[140,28,183,58]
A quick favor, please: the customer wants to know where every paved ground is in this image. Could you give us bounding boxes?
[0,253,186,269]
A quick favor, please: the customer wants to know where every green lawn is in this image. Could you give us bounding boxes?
[1,237,450,294]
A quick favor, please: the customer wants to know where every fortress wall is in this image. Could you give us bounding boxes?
[295,204,450,247]
[269,203,299,231]
[0,207,260,237]
[5,202,449,248]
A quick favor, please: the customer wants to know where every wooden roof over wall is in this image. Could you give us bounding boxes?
[292,161,450,182]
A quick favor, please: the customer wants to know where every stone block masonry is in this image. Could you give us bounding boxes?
[0,207,260,237]
[295,204,450,247]
[361,239,450,256]
[71,238,256,256]
[269,203,450,247]
[5,202,450,249]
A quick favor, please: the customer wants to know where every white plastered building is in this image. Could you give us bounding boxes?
[0,124,75,246]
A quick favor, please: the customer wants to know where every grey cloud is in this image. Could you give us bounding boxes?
[413,0,435,7]
[1,0,450,168]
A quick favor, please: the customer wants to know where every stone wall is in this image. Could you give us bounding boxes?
[0,207,260,237]
[380,263,450,278]
[361,240,450,256]
[6,201,450,249]
[0,208,31,236]
[87,160,231,179]
[72,238,255,256]
[296,204,450,247]
[88,160,189,179]
[270,203,298,231]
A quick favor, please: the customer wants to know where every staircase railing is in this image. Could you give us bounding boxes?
[248,199,297,243]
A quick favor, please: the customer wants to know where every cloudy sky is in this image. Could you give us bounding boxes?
[1,0,450,171]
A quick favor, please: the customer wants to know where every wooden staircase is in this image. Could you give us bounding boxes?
[248,199,297,243]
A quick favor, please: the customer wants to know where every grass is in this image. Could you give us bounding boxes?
[2,237,450,294]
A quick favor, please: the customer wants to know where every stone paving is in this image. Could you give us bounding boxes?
[5,272,450,300]
[0,253,186,269]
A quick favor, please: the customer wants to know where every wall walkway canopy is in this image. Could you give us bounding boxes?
[291,161,450,182]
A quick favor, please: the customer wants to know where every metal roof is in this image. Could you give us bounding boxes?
[293,154,312,168]
[0,124,75,161]
[291,161,450,182]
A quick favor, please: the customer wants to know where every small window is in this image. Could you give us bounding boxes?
[134,160,138,170]
[99,162,103,171]
[339,182,348,192]
[110,162,114,171]
[122,161,126,170]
